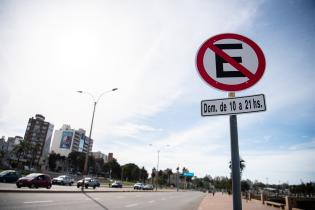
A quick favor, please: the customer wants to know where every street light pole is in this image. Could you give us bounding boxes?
[148,144,169,191]
[83,101,96,176]
[155,150,160,191]
[77,88,118,190]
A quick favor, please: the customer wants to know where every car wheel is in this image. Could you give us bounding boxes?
[47,184,51,189]
[3,179,6,183]
[85,185,88,189]
[16,183,22,188]
[93,185,96,189]
[29,184,35,188]
[77,184,80,188]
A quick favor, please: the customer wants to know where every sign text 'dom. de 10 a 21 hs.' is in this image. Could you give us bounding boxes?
[201,94,266,117]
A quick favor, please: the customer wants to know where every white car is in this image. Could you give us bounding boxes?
[52,175,74,186]
[143,184,154,190]
[133,183,144,190]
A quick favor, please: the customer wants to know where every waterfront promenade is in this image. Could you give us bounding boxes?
[198,193,280,210]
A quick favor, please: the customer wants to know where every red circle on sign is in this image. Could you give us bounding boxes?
[196,33,266,91]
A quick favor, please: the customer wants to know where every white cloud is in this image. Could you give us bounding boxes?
[1,0,314,184]
[106,123,163,138]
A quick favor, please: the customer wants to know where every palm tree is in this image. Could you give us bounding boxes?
[12,139,31,168]
[165,168,173,186]
[229,159,246,177]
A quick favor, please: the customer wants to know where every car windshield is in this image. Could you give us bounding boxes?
[0,171,9,175]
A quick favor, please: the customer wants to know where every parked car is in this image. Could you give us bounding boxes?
[0,170,21,183]
[111,181,123,188]
[133,182,144,190]
[76,177,100,189]
[143,184,154,190]
[52,175,74,186]
[16,173,52,189]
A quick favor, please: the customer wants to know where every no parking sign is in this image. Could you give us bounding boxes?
[196,33,266,210]
[196,33,265,91]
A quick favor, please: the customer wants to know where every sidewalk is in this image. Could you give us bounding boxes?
[198,193,280,210]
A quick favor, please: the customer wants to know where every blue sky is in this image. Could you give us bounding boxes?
[0,0,314,184]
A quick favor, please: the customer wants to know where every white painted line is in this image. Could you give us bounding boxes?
[24,200,53,204]
[116,196,125,199]
[125,203,138,208]
[148,200,155,203]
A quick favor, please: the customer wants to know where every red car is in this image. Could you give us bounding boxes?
[16,173,52,189]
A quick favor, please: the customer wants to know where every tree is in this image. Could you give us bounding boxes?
[139,167,148,183]
[241,180,250,192]
[103,159,121,179]
[68,151,85,172]
[12,139,31,168]
[229,159,246,177]
[165,168,173,186]
[121,163,140,181]
[151,168,156,184]
[48,152,58,171]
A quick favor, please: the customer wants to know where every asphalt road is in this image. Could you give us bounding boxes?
[0,182,137,192]
[0,191,205,210]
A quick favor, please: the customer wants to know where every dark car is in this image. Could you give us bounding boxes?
[111,181,123,188]
[52,175,74,186]
[0,170,21,183]
[77,177,100,189]
[16,173,52,189]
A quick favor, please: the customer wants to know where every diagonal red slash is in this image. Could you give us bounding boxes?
[208,44,255,80]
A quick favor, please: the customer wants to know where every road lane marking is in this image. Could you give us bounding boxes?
[116,196,125,199]
[125,203,138,208]
[148,200,155,203]
[24,200,53,204]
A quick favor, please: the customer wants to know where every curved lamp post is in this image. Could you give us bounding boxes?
[77,88,118,185]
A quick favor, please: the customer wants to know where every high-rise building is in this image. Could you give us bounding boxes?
[24,114,54,166]
[108,153,114,161]
[92,151,108,162]
[7,136,23,152]
[0,136,6,152]
[50,124,93,157]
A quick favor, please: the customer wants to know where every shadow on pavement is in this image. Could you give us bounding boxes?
[82,191,110,210]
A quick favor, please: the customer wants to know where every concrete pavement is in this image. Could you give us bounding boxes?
[198,193,281,210]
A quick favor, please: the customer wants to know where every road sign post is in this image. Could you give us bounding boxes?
[229,92,242,210]
[196,33,266,210]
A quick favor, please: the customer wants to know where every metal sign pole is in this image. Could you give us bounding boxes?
[229,92,242,210]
